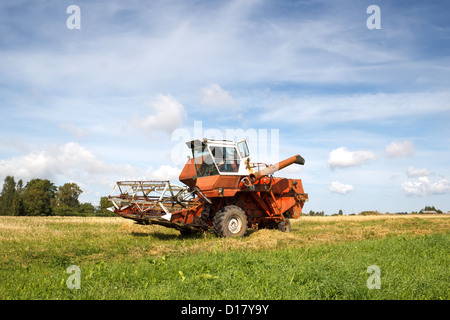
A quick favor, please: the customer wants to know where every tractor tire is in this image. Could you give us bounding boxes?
[277,218,291,233]
[213,205,248,237]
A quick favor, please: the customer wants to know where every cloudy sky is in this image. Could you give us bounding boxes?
[1,0,449,214]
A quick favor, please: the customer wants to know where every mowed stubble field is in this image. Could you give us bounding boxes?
[0,214,448,299]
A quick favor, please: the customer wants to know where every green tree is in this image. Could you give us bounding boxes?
[55,182,82,208]
[13,179,24,216]
[98,196,115,216]
[22,179,57,216]
[420,205,442,214]
[79,202,96,215]
[0,176,16,215]
[0,176,24,216]
[307,210,324,216]
[99,196,112,211]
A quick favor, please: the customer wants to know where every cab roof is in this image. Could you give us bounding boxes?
[185,138,236,149]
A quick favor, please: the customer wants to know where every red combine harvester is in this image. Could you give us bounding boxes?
[109,138,308,237]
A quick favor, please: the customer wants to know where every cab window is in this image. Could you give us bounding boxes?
[237,141,249,158]
[192,146,219,177]
[210,146,240,173]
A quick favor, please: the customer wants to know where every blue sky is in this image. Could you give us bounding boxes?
[1,0,449,214]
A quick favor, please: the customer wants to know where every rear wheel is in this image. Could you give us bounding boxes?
[277,218,291,233]
[213,205,248,237]
[259,218,291,232]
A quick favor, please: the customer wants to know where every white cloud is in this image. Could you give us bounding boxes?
[131,94,186,134]
[407,166,432,178]
[328,147,376,169]
[385,140,415,158]
[200,84,237,107]
[0,142,181,189]
[0,142,103,184]
[330,181,354,195]
[401,176,450,196]
[152,165,182,181]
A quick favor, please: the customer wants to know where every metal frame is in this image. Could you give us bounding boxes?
[108,180,194,221]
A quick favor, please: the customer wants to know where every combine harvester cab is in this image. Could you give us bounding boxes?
[109,138,308,237]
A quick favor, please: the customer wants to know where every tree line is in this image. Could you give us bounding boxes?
[0,176,114,217]
[306,207,446,216]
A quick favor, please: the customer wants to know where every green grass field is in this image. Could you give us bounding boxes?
[0,215,448,300]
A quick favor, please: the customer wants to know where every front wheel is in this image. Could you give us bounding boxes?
[213,205,248,237]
